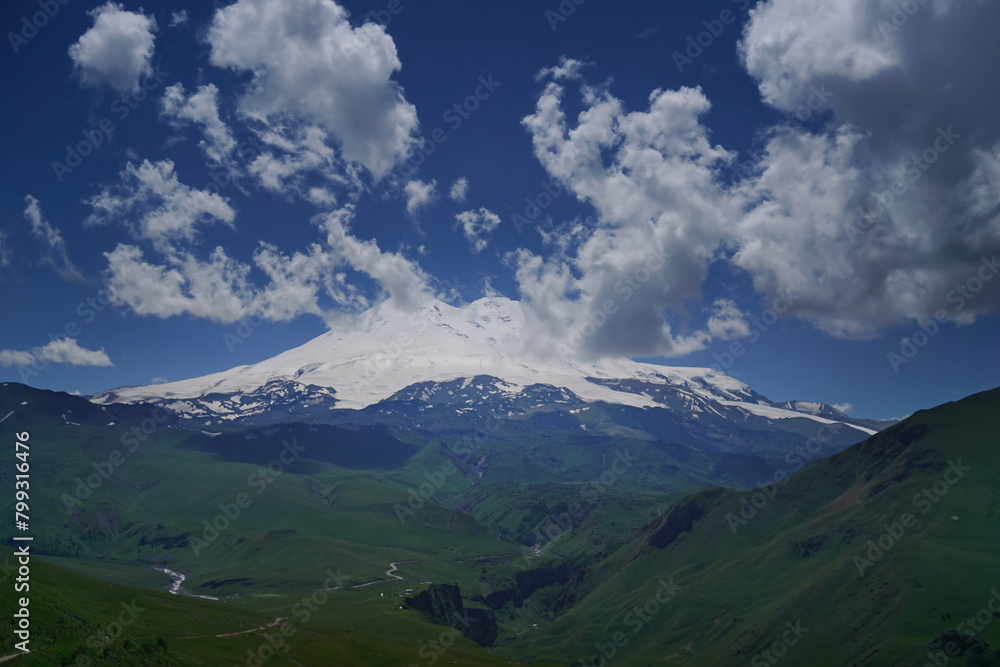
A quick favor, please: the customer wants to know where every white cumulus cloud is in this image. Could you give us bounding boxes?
[707,300,751,341]
[248,126,351,196]
[0,339,112,368]
[207,0,419,180]
[320,207,434,312]
[98,204,432,324]
[733,0,1000,336]
[85,159,236,251]
[514,0,1000,358]
[103,244,253,323]
[517,70,735,359]
[68,2,157,93]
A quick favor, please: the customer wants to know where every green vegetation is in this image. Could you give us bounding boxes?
[2,383,998,665]
[0,544,558,665]
[501,388,1000,666]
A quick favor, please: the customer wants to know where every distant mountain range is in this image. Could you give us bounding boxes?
[90,297,891,467]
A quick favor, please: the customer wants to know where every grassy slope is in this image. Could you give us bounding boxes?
[502,388,1000,666]
[1,411,512,596]
[5,383,998,665]
[0,385,561,664]
[0,545,561,666]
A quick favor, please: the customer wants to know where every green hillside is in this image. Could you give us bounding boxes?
[501,388,1000,666]
[0,544,561,666]
[3,383,998,665]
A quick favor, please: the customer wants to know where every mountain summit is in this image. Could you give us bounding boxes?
[92,297,881,439]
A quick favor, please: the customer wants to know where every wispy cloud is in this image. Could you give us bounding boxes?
[0,231,11,269]
[161,83,237,164]
[455,208,501,253]
[23,196,86,284]
[449,177,469,202]
[404,179,437,216]
[168,10,188,28]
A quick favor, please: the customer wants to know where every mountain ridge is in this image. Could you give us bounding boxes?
[90,297,887,438]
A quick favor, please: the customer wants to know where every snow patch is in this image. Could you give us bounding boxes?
[718,401,877,436]
[95,297,771,415]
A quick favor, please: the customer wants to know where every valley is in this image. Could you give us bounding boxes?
[1,375,998,665]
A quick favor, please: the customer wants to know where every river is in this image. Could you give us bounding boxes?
[153,566,220,600]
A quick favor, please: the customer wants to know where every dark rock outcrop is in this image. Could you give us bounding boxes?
[648,497,703,549]
[404,583,498,646]
[477,561,576,610]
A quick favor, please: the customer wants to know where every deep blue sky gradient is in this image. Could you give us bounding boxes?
[0,0,996,419]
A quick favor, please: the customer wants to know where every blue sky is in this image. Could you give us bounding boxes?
[1,0,998,420]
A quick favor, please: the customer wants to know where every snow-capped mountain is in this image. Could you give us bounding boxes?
[91,297,882,437]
